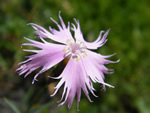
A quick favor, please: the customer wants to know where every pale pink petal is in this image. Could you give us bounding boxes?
[72,19,110,49]
[29,13,73,44]
[87,50,120,65]
[17,13,119,110]
[17,38,66,84]
[51,58,98,109]
[81,52,115,88]
[49,12,74,43]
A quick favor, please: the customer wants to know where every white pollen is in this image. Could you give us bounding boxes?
[64,39,87,60]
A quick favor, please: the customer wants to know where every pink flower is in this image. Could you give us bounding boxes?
[17,12,119,110]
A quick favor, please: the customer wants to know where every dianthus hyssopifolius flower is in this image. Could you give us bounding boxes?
[17,12,119,110]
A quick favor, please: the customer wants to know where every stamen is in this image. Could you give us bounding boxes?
[63,39,87,61]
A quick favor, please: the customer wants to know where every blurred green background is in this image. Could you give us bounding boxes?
[0,0,150,113]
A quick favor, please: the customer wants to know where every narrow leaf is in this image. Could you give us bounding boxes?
[30,101,54,113]
[3,98,21,113]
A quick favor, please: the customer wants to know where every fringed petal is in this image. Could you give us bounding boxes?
[49,12,74,44]
[17,12,119,111]
[17,38,66,84]
[72,19,110,50]
[51,58,98,109]
[81,50,120,89]
[28,13,73,44]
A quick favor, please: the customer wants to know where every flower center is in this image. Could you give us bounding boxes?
[64,39,87,60]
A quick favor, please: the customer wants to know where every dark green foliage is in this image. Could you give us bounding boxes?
[0,0,150,113]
